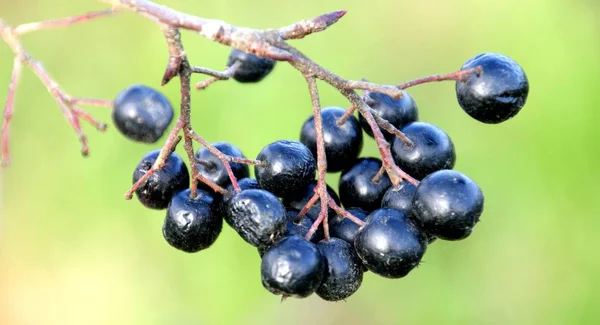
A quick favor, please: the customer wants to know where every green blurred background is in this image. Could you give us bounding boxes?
[1,0,599,324]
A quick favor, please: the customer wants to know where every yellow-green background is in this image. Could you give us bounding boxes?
[1,0,598,324]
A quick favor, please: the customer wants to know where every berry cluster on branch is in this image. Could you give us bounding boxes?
[0,0,529,301]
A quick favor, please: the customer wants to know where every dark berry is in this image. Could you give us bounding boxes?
[162,189,222,253]
[391,122,455,180]
[316,238,363,301]
[218,177,260,217]
[381,181,417,214]
[338,158,391,211]
[456,53,529,123]
[133,150,189,210]
[195,142,249,191]
[300,107,363,172]
[255,140,316,200]
[354,208,427,278]
[412,170,484,241]
[329,208,369,245]
[227,49,276,83]
[261,236,325,298]
[283,181,340,222]
[359,91,418,141]
[225,189,287,247]
[112,85,174,143]
[284,208,324,243]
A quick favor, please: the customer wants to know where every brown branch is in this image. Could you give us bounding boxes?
[279,10,347,40]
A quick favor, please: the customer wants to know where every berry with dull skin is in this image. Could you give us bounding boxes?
[354,208,427,278]
[391,122,455,180]
[338,158,391,212]
[316,238,364,301]
[359,90,418,141]
[456,52,529,123]
[300,107,363,172]
[412,170,484,241]
[133,150,190,210]
[255,140,316,200]
[113,85,174,143]
[226,189,287,247]
[162,189,221,253]
[261,235,325,298]
[195,142,249,191]
[227,49,276,83]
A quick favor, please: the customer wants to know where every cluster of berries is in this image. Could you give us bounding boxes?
[111,49,529,301]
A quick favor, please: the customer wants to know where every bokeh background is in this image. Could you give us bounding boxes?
[1,0,599,324]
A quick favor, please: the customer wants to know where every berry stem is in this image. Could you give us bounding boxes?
[328,199,365,227]
[295,192,319,223]
[1,58,22,167]
[398,66,483,90]
[69,98,114,108]
[192,61,242,90]
[336,106,356,126]
[368,106,413,147]
[194,173,228,195]
[372,166,385,184]
[72,107,108,131]
[13,8,117,35]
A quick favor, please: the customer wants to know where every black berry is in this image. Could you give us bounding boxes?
[456,53,529,123]
[338,158,391,211]
[412,170,484,241]
[381,181,417,214]
[316,238,363,301]
[300,107,363,172]
[162,189,222,253]
[225,189,287,247]
[133,150,189,210]
[283,181,340,222]
[359,91,418,141]
[195,142,249,191]
[355,208,427,278]
[329,207,369,245]
[227,49,276,83]
[255,140,316,200]
[112,85,174,143]
[218,177,260,217]
[261,235,325,298]
[283,208,324,243]
[391,122,455,180]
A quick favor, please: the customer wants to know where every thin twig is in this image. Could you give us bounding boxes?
[14,9,117,35]
[1,58,22,167]
[193,61,241,90]
[398,67,482,89]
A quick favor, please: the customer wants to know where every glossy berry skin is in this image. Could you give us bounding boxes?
[381,182,417,214]
[225,189,287,247]
[456,53,529,123]
[338,158,392,212]
[412,170,484,241]
[162,189,222,253]
[261,235,325,298]
[359,91,418,141]
[283,208,324,243]
[283,181,341,222]
[255,140,316,200]
[133,150,190,210]
[300,107,363,172]
[316,238,364,301]
[354,208,427,278]
[112,85,174,143]
[195,142,249,191]
[391,122,456,180]
[329,208,369,245]
[227,49,276,83]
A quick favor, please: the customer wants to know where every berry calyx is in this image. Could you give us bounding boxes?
[359,90,418,141]
[227,49,276,83]
[300,106,363,172]
[316,238,364,301]
[338,158,391,212]
[456,53,529,124]
[261,235,325,298]
[132,150,190,210]
[195,142,249,190]
[412,170,484,241]
[112,85,174,143]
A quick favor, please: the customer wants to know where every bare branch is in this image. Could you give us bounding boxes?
[279,10,347,40]
[192,61,241,90]
[14,9,117,35]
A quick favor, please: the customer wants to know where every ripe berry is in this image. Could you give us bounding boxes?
[283,181,341,222]
[381,181,417,214]
[261,235,325,298]
[329,207,369,244]
[195,142,249,191]
[359,91,418,141]
[133,150,189,210]
[316,238,364,301]
[338,158,391,212]
[283,208,323,243]
[112,85,174,143]
[391,122,455,180]
[255,140,316,200]
[354,208,427,278]
[300,107,363,172]
[225,189,287,247]
[456,53,529,123]
[162,189,222,253]
[412,170,484,241]
[218,177,260,217]
[227,49,276,83]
